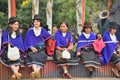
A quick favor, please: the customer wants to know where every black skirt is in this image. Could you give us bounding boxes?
[0,47,25,67]
[80,47,101,68]
[25,48,47,68]
[53,50,79,66]
[110,53,120,65]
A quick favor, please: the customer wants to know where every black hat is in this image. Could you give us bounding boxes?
[83,22,92,28]
[109,22,118,29]
[33,14,42,22]
[8,17,19,24]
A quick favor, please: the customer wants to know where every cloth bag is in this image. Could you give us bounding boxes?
[7,34,20,61]
[56,49,71,62]
[92,38,105,56]
[7,43,20,61]
[46,38,56,56]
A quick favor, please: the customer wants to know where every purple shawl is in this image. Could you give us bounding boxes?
[76,32,96,50]
[2,30,24,51]
[101,30,118,65]
[55,30,75,47]
[24,27,50,49]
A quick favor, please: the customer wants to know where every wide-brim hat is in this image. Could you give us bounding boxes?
[83,22,92,28]
[99,10,109,19]
[8,17,19,24]
[108,22,118,29]
[33,14,42,22]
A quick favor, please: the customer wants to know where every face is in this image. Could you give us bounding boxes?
[110,28,117,35]
[10,22,19,31]
[60,23,68,33]
[52,26,57,34]
[84,27,91,34]
[33,20,41,28]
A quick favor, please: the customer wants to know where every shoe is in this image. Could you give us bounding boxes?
[31,72,36,80]
[35,71,40,78]
[11,75,17,80]
[111,68,120,78]
[88,71,93,78]
[15,72,22,80]
[64,72,72,79]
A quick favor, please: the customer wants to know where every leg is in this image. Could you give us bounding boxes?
[112,64,120,78]
[116,63,120,76]
[61,65,72,79]
[11,65,22,80]
[31,64,41,80]
[86,66,95,78]
[111,54,120,77]
[36,65,41,78]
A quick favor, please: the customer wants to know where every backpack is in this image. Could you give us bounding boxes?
[46,38,56,56]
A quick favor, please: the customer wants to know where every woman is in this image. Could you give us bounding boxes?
[24,14,50,80]
[52,26,57,39]
[110,0,120,41]
[1,17,25,80]
[101,22,120,77]
[76,22,101,78]
[53,22,79,79]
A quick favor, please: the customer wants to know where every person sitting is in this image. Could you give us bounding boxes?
[101,22,120,77]
[76,22,101,78]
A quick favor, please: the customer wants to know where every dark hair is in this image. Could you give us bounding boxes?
[43,24,50,31]
[82,22,92,32]
[7,22,20,37]
[20,24,28,31]
[32,20,43,27]
[82,27,92,32]
[59,22,69,28]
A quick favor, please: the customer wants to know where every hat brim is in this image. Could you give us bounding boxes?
[99,10,109,19]
[84,25,92,28]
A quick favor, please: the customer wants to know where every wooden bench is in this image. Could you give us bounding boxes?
[0,57,116,80]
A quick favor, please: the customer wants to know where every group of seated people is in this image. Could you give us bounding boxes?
[0,14,120,80]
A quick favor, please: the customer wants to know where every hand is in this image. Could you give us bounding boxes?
[61,48,65,51]
[66,48,70,51]
[31,47,38,53]
[76,52,81,56]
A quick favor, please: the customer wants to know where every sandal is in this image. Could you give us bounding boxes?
[30,72,36,80]
[35,71,40,79]
[11,75,17,80]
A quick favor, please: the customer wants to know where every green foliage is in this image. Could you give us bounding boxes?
[0,0,109,29]
[85,0,107,22]
[17,1,32,27]
[53,0,76,28]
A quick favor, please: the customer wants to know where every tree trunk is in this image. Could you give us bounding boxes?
[46,0,53,34]
[32,0,39,18]
[76,0,85,35]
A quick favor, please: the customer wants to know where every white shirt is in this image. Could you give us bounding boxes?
[62,32,66,37]
[110,33,117,42]
[33,27,41,36]
[83,32,90,39]
[110,33,117,53]
[11,32,16,39]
